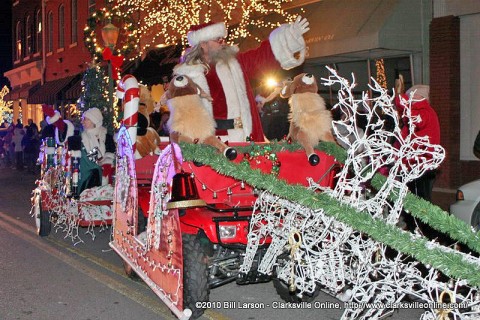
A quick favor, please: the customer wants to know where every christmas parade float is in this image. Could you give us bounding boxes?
[30,115,114,244]
[109,70,480,320]
[23,1,480,317]
[29,2,138,243]
[30,62,121,244]
[29,67,480,319]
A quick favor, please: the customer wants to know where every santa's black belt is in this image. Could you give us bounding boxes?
[215,117,243,130]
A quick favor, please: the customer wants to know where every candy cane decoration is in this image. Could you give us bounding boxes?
[117,74,140,153]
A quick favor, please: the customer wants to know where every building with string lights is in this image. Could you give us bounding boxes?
[3,0,480,193]
[4,0,110,126]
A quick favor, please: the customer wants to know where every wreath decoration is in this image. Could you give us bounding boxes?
[83,7,138,61]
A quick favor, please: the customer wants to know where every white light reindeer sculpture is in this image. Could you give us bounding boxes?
[240,68,480,319]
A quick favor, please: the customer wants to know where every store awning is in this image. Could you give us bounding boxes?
[5,81,41,101]
[302,0,424,64]
[239,0,424,65]
[28,75,80,105]
[64,77,82,101]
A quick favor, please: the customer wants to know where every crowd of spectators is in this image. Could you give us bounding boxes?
[0,119,40,173]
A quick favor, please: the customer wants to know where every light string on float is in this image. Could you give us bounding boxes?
[186,162,244,199]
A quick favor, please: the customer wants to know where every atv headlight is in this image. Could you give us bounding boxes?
[219,225,236,239]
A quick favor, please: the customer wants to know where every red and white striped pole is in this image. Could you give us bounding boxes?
[116,74,140,153]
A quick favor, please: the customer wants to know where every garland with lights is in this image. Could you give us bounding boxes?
[83,7,138,62]
[178,141,480,286]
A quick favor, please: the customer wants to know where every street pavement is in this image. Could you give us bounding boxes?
[0,165,424,320]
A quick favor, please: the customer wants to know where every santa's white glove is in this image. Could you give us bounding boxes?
[269,16,309,69]
[290,16,310,39]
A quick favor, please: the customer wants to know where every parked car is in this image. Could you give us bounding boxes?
[450,179,480,230]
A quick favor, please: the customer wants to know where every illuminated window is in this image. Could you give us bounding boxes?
[35,9,42,53]
[15,21,22,60]
[25,15,32,56]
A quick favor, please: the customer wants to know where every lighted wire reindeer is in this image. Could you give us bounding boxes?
[240,68,479,320]
[323,67,445,225]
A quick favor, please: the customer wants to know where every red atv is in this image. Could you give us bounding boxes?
[110,126,339,319]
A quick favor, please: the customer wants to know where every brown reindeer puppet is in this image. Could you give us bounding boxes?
[165,75,237,160]
[281,73,335,166]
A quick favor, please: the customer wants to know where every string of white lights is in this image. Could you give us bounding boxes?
[239,68,478,319]
[114,0,302,60]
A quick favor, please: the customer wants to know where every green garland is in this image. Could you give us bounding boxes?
[293,141,480,255]
[179,141,480,286]
[83,7,137,61]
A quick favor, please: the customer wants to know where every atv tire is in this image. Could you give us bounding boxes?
[182,233,210,319]
[273,253,320,303]
[36,199,51,237]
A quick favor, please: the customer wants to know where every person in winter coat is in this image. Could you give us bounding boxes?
[22,126,39,173]
[12,123,25,170]
[3,123,14,166]
[394,84,441,202]
[77,108,115,191]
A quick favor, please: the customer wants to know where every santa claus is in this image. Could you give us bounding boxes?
[173,16,310,142]
[41,104,75,146]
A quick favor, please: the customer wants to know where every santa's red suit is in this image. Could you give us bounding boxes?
[394,86,441,147]
[41,104,75,146]
[174,19,308,142]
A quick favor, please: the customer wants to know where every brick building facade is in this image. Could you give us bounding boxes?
[430,15,480,190]
[5,0,107,127]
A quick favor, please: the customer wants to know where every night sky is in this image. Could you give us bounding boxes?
[0,0,12,89]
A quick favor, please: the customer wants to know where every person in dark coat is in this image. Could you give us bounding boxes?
[22,126,39,173]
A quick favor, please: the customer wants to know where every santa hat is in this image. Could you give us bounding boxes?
[407,85,429,101]
[187,22,227,47]
[83,108,103,127]
[42,104,65,132]
[42,104,61,125]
